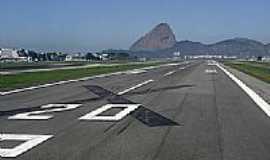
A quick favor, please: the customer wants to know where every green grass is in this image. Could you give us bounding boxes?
[224,61,270,83]
[0,61,92,70]
[0,62,165,91]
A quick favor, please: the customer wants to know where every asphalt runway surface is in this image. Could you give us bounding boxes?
[1,60,270,160]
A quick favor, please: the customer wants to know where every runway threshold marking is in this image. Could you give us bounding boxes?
[217,63,270,117]
[0,134,53,158]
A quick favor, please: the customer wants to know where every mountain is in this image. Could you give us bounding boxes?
[169,41,211,55]
[129,38,269,58]
[128,23,270,58]
[266,44,270,54]
[209,38,267,57]
[130,23,176,51]
[151,38,268,57]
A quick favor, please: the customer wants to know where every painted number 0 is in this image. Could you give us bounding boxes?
[79,104,140,121]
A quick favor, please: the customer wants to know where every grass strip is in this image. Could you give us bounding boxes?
[224,61,270,83]
[0,62,165,91]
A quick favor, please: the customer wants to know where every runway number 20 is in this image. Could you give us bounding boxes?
[2,104,139,158]
[8,103,140,121]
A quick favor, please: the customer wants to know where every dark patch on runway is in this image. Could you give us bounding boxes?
[85,85,179,127]
[59,84,194,104]
[131,107,179,127]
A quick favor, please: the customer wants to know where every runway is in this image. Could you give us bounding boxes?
[1,60,270,160]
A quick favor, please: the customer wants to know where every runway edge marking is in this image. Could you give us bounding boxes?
[217,63,270,117]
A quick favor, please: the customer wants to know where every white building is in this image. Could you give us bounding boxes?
[65,55,73,61]
[0,48,19,59]
[262,57,270,62]
[0,48,27,61]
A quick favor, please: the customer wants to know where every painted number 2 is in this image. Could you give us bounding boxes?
[8,104,82,120]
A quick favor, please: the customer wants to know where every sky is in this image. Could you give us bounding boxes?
[0,0,270,52]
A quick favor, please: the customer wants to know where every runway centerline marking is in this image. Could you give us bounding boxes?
[179,67,186,70]
[164,71,176,76]
[124,69,146,74]
[205,69,217,74]
[118,79,154,95]
[217,63,270,117]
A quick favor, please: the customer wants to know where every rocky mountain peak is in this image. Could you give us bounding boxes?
[130,23,176,51]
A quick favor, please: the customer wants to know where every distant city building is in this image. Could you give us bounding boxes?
[0,48,19,59]
[0,48,28,61]
[99,54,109,61]
[138,57,147,62]
[262,57,270,62]
[173,52,181,57]
[65,55,73,61]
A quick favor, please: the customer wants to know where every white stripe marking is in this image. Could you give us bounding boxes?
[179,67,186,70]
[118,79,154,95]
[0,134,52,158]
[125,69,146,74]
[217,63,270,117]
[164,71,176,76]
[205,69,217,73]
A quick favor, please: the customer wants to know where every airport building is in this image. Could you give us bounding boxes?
[0,48,28,62]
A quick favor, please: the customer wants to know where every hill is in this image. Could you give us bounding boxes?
[130,23,176,51]
[209,38,267,57]
[266,44,270,54]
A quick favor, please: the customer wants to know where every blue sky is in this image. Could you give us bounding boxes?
[0,0,269,52]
